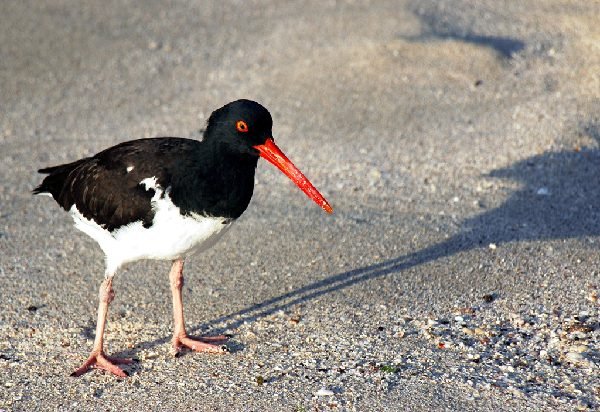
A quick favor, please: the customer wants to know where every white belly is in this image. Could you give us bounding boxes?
[70,184,233,275]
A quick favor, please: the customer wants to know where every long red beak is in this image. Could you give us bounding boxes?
[254,138,333,214]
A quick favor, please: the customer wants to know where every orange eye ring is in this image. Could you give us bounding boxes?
[236,120,249,133]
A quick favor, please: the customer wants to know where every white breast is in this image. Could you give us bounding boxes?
[70,178,233,275]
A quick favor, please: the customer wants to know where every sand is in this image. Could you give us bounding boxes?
[1,1,599,410]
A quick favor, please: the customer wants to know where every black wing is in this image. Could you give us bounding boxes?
[34,138,201,231]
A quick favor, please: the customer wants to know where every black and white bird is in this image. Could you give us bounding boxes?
[34,99,332,377]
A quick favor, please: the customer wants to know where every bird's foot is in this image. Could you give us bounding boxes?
[172,334,229,356]
[71,350,134,378]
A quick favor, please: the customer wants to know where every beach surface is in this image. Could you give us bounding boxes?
[1,1,599,410]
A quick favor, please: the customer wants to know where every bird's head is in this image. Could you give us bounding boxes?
[205,99,333,214]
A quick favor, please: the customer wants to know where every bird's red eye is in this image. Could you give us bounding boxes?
[236,120,249,133]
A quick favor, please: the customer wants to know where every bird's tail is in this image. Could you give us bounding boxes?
[33,158,88,199]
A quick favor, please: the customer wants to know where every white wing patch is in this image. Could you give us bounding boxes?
[140,176,158,190]
[126,166,134,173]
[35,192,54,198]
[69,182,233,275]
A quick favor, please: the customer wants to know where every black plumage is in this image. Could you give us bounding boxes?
[34,99,273,231]
[33,99,332,378]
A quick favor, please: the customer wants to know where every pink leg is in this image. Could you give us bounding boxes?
[71,276,134,377]
[170,259,228,355]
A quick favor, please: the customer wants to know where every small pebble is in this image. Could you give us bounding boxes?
[143,352,160,360]
[536,187,550,196]
[315,388,334,397]
[565,352,584,364]
[569,345,589,354]
[147,40,161,50]
[474,328,487,336]
[482,294,495,303]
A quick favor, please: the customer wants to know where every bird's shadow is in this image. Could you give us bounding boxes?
[185,122,599,337]
[98,123,598,366]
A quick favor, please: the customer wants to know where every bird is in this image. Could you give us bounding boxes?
[33,99,333,377]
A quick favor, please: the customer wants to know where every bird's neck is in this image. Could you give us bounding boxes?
[170,141,259,219]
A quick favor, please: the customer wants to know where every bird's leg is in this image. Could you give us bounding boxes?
[71,276,134,377]
[170,258,228,355]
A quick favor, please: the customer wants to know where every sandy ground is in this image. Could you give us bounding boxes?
[1,1,599,411]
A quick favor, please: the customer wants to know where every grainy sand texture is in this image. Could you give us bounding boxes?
[1,1,599,411]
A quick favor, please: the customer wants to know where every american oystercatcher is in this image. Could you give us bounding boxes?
[34,99,332,377]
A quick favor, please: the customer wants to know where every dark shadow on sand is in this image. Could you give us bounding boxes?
[404,4,526,58]
[122,124,598,357]
[189,123,599,335]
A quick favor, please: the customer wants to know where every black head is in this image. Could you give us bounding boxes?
[203,99,333,214]
[204,99,273,155]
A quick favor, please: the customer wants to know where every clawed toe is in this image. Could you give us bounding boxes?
[71,351,133,378]
[172,334,229,355]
